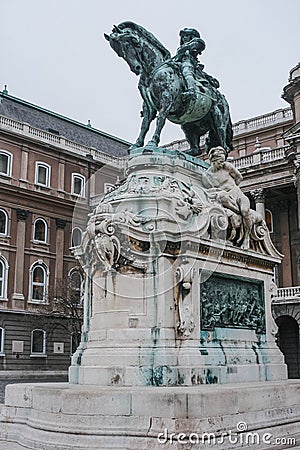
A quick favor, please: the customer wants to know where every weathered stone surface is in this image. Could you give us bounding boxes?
[1,381,300,449]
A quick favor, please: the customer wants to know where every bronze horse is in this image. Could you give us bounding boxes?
[105,22,233,155]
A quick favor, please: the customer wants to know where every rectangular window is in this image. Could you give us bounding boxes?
[31,330,46,355]
[74,177,82,195]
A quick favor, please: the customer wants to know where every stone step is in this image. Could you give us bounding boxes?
[0,442,30,449]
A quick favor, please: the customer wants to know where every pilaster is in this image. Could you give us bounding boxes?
[274,201,292,287]
[58,161,65,193]
[12,209,29,304]
[20,145,29,182]
[54,218,67,284]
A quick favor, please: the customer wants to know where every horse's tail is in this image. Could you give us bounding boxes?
[226,116,234,152]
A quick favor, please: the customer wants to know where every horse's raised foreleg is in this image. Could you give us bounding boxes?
[130,101,156,150]
[147,90,172,147]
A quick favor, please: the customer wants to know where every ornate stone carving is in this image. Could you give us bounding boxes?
[75,146,282,273]
[56,218,67,230]
[175,263,195,337]
[250,189,265,204]
[201,147,267,249]
[16,208,28,221]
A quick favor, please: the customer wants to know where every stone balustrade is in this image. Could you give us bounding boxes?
[231,146,287,170]
[0,115,127,169]
[273,285,300,302]
[164,108,293,152]
[232,108,292,136]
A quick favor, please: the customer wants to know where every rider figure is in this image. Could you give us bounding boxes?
[175,28,220,95]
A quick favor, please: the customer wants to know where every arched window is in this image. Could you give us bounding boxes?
[71,227,82,247]
[0,151,12,177]
[265,209,273,233]
[0,327,5,355]
[33,218,48,243]
[71,173,85,197]
[68,269,83,305]
[35,162,51,187]
[0,209,8,236]
[31,329,46,355]
[30,263,48,303]
[276,316,300,378]
[0,256,8,300]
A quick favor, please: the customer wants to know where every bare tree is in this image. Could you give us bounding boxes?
[46,273,83,353]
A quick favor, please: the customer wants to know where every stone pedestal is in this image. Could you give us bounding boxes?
[69,147,286,387]
[1,147,298,450]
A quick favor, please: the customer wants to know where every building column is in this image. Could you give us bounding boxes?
[55,218,67,284]
[12,209,29,303]
[250,188,265,219]
[293,166,300,229]
[275,201,292,287]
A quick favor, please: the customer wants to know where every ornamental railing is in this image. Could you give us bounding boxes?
[0,115,127,169]
[231,146,287,170]
[232,108,292,135]
[273,286,300,302]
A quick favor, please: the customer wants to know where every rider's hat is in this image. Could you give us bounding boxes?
[179,28,206,51]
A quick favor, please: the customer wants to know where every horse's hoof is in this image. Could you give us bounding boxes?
[185,148,201,157]
[129,143,143,151]
[146,140,158,148]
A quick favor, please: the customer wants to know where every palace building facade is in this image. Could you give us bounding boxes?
[0,90,127,399]
[0,62,299,397]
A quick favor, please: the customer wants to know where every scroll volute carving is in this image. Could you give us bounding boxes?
[175,262,195,338]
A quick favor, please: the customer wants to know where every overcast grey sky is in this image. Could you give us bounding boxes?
[1,0,299,145]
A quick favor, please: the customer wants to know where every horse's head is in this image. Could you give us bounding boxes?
[105,25,143,75]
[105,22,171,77]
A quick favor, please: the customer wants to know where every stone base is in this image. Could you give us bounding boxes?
[69,327,287,387]
[1,381,300,449]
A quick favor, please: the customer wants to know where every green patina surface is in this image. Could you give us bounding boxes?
[200,273,265,333]
[129,145,209,169]
[106,22,233,154]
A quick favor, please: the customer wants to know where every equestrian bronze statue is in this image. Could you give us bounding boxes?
[105,22,233,156]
